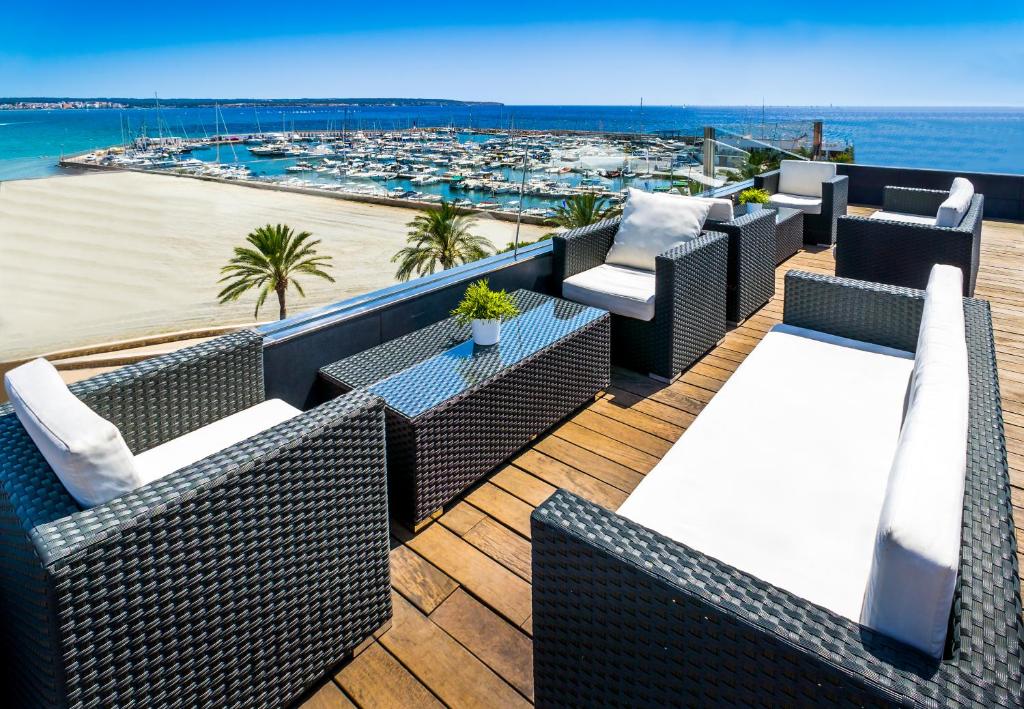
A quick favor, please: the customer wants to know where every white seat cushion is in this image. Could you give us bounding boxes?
[604,188,711,271]
[562,263,656,321]
[935,177,974,228]
[769,192,823,215]
[861,265,968,658]
[134,399,302,484]
[4,358,141,508]
[868,210,938,226]
[778,159,838,197]
[618,324,914,623]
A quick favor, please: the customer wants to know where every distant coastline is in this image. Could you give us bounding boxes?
[0,97,504,110]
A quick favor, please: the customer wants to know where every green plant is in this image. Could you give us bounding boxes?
[392,200,494,281]
[450,279,519,324]
[547,193,621,230]
[830,146,855,163]
[218,223,335,320]
[499,233,553,253]
[738,187,772,205]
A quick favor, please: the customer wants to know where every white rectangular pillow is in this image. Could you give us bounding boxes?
[935,177,974,228]
[860,265,968,659]
[690,196,734,222]
[778,160,838,198]
[4,358,141,508]
[605,188,711,272]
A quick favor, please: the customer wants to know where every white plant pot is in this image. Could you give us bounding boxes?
[745,202,764,212]
[471,318,501,346]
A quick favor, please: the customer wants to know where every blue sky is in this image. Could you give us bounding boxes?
[2,2,1022,105]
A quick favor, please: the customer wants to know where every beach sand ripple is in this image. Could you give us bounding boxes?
[0,171,547,360]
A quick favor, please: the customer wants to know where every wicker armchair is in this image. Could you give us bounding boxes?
[532,273,1023,707]
[704,208,777,322]
[553,217,727,381]
[755,164,849,245]
[835,186,984,296]
[0,330,392,709]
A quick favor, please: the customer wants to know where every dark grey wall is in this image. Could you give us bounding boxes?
[262,249,556,408]
[838,163,1024,220]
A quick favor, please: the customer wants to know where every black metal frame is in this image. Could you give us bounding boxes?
[0,330,392,709]
[531,272,1022,708]
[835,187,985,296]
[553,218,728,380]
[755,167,850,246]
[705,208,778,321]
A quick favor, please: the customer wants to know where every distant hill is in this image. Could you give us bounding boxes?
[2,97,504,108]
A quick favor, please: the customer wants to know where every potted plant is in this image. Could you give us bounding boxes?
[451,279,520,346]
[737,187,771,211]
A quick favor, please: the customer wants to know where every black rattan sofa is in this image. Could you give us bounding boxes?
[531,272,1023,707]
[553,217,728,381]
[835,186,985,297]
[0,330,392,709]
[755,161,849,245]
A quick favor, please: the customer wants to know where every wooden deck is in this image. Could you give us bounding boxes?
[299,207,1024,709]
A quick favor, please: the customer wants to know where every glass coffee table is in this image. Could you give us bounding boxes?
[734,203,804,264]
[319,290,611,528]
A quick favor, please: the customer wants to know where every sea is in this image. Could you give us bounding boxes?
[1,104,1022,182]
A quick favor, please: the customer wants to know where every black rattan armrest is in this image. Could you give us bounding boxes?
[651,231,728,377]
[883,186,949,216]
[30,389,386,565]
[706,210,776,321]
[552,217,620,284]
[754,168,780,194]
[822,174,849,221]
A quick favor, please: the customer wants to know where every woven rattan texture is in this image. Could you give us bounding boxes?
[0,332,392,708]
[707,209,776,322]
[322,291,611,524]
[835,191,984,297]
[755,169,849,246]
[553,221,729,379]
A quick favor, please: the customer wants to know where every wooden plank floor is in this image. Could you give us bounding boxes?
[300,208,1024,709]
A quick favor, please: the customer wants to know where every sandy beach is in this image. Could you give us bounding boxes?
[0,171,548,361]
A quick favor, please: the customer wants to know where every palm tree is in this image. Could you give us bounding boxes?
[548,193,622,230]
[218,223,335,320]
[392,201,493,281]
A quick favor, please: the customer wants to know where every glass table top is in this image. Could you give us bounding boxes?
[732,203,802,223]
[321,290,607,419]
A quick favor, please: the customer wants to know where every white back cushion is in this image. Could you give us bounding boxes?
[691,196,734,222]
[4,358,141,508]
[605,188,711,271]
[778,160,838,198]
[860,265,968,658]
[935,177,974,228]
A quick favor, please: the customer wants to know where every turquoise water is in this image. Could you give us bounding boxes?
[2,105,1022,181]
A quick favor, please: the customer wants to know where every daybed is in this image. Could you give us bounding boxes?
[532,267,1023,707]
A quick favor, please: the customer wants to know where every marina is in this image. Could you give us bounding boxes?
[64,128,742,215]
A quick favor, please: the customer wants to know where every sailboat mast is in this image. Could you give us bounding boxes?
[155,92,162,140]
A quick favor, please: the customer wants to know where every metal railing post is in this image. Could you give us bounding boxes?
[703,126,716,178]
